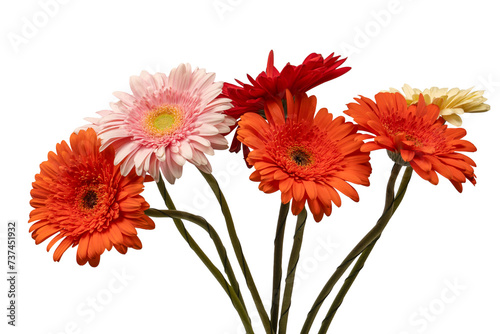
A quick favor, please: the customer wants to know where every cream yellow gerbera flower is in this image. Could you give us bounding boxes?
[388,84,490,126]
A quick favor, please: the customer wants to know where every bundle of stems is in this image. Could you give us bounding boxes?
[145,163,413,333]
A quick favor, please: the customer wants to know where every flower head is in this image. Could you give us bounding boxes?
[345,92,477,192]
[222,50,350,118]
[29,128,155,267]
[221,50,350,155]
[389,84,490,126]
[238,91,371,222]
[85,64,235,184]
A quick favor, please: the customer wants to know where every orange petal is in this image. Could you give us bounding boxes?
[307,198,322,221]
[117,219,138,236]
[46,233,64,251]
[77,234,91,265]
[279,177,294,193]
[330,178,359,202]
[89,256,101,267]
[291,197,306,215]
[123,235,142,249]
[53,238,73,262]
[264,99,285,127]
[303,180,317,200]
[281,190,293,204]
[292,181,305,201]
[400,149,415,162]
[108,223,124,245]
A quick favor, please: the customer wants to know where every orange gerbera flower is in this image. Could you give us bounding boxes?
[237,91,371,222]
[29,128,155,267]
[344,92,477,192]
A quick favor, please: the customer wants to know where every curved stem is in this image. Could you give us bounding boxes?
[278,208,307,334]
[318,240,377,334]
[271,202,290,333]
[318,166,413,333]
[200,170,273,334]
[145,208,254,334]
[300,163,403,334]
[393,167,413,212]
[155,176,250,328]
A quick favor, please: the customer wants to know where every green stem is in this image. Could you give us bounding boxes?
[155,177,249,322]
[300,163,403,334]
[318,241,376,334]
[318,167,413,333]
[145,208,253,333]
[199,170,273,334]
[278,208,307,334]
[156,176,245,303]
[270,202,290,333]
[393,167,413,212]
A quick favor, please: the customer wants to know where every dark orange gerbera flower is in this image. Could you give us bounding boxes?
[237,91,371,222]
[29,128,155,267]
[344,92,477,192]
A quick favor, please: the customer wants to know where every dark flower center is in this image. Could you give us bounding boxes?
[82,190,98,209]
[290,147,312,166]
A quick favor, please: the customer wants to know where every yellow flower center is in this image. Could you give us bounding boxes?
[143,105,183,136]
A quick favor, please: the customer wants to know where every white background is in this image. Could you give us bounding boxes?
[1,0,499,333]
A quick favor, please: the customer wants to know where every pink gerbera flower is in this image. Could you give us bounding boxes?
[85,64,235,183]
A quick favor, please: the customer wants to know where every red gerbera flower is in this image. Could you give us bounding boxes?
[344,92,477,192]
[237,91,371,222]
[222,50,351,156]
[29,128,155,267]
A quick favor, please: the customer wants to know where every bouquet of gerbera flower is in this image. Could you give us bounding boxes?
[28,50,489,333]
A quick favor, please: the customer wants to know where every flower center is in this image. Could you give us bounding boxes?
[154,113,176,130]
[143,105,183,137]
[81,190,98,209]
[403,133,422,147]
[289,147,313,166]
